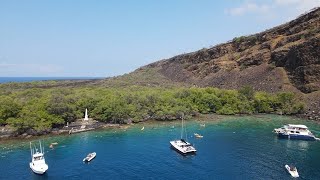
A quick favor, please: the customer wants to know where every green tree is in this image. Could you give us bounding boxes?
[253,92,274,113]
[0,96,21,125]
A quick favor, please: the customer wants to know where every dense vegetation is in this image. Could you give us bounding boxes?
[0,85,304,133]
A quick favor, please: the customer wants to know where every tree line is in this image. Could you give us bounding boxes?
[0,86,304,133]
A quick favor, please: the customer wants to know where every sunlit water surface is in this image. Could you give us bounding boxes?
[1,115,320,180]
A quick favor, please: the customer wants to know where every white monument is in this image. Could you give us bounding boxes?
[84,108,89,121]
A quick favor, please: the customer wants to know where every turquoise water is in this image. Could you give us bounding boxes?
[1,115,320,180]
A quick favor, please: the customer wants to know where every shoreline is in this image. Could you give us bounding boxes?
[0,113,316,142]
[0,121,131,142]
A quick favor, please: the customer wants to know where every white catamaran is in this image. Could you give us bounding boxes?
[29,141,48,175]
[170,115,197,154]
[274,124,317,141]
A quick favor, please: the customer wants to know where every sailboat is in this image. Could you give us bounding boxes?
[29,141,48,174]
[170,115,197,154]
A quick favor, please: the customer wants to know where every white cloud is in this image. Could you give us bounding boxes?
[274,0,301,6]
[294,1,320,14]
[275,0,320,21]
[225,0,320,18]
[225,2,270,16]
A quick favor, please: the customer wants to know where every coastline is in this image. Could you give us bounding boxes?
[0,113,304,142]
[0,114,224,141]
[0,113,310,142]
[0,120,130,142]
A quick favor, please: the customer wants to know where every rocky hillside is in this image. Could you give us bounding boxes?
[108,7,318,120]
[6,8,319,93]
[135,7,320,95]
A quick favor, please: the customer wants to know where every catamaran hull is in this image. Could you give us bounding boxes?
[29,163,48,175]
[170,145,196,155]
[170,141,196,155]
[277,133,316,141]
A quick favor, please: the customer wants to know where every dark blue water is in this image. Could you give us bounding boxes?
[0,77,104,84]
[1,115,320,180]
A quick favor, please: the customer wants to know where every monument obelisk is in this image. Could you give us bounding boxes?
[84,108,89,121]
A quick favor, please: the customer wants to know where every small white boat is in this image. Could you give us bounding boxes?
[49,142,58,149]
[141,126,144,131]
[29,141,49,175]
[83,152,96,162]
[285,165,299,178]
[194,133,203,138]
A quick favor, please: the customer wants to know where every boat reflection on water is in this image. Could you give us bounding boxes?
[284,139,309,151]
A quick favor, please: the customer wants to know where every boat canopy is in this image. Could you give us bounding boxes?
[287,124,308,129]
[32,152,44,158]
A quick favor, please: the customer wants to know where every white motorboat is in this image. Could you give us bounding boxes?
[83,152,96,162]
[170,115,196,154]
[194,133,203,138]
[200,123,206,127]
[29,141,48,175]
[274,124,317,140]
[285,165,299,178]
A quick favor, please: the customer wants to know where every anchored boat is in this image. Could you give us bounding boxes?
[83,152,96,162]
[194,133,203,138]
[170,116,196,154]
[29,141,49,175]
[274,124,317,141]
[285,165,299,178]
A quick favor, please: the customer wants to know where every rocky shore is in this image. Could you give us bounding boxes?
[0,119,129,140]
[2,112,319,140]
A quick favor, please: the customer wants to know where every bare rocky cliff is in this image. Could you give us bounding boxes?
[119,7,320,120]
[137,7,320,94]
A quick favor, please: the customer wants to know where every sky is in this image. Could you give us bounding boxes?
[0,0,319,77]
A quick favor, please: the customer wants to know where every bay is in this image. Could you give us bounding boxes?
[1,115,320,180]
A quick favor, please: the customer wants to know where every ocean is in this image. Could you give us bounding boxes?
[0,115,320,180]
[0,77,104,84]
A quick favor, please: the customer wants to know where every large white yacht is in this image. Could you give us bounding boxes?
[170,116,196,154]
[274,124,317,141]
[29,141,48,174]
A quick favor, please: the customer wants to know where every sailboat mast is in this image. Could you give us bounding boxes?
[30,142,32,158]
[180,115,184,139]
[39,141,42,153]
[42,141,44,154]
